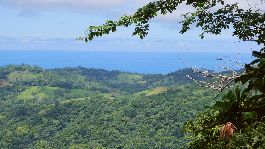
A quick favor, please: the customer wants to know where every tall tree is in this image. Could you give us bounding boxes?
[79,0,265,148]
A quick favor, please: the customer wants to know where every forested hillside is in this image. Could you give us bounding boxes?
[1,0,264,148]
[0,64,216,148]
[79,0,265,147]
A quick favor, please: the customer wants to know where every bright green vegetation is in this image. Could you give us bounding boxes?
[139,87,169,96]
[8,71,42,82]
[115,74,143,83]
[80,0,265,148]
[16,86,90,101]
[0,64,215,148]
[17,86,49,101]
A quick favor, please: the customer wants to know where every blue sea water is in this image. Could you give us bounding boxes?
[0,51,253,74]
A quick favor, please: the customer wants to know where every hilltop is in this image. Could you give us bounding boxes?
[0,64,216,148]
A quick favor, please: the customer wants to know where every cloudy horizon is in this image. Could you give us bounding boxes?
[0,0,263,53]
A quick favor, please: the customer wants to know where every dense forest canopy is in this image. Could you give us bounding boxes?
[0,65,216,148]
[78,0,265,148]
[0,0,264,148]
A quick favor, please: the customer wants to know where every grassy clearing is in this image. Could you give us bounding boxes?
[70,89,90,97]
[61,97,89,104]
[115,74,143,83]
[17,86,91,101]
[146,87,168,96]
[17,86,48,101]
[136,87,169,96]
[41,86,61,96]
[8,71,42,82]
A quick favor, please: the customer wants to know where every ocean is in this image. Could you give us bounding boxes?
[0,51,253,74]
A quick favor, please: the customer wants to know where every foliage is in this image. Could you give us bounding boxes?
[1,0,264,148]
[78,0,265,148]
[78,0,264,45]
[184,37,265,148]
[0,65,216,148]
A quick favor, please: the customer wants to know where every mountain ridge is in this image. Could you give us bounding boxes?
[0,64,218,148]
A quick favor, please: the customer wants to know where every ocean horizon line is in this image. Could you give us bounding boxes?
[0,51,252,74]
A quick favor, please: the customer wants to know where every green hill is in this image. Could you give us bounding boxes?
[0,64,216,148]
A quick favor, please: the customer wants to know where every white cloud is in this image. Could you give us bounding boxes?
[226,0,265,10]
[0,0,126,11]
[1,0,263,18]
[155,0,265,22]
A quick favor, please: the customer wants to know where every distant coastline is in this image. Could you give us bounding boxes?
[0,51,253,74]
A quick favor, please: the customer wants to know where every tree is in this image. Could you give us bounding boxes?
[78,0,264,45]
[79,0,265,148]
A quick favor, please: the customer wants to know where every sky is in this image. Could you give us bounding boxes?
[0,0,264,53]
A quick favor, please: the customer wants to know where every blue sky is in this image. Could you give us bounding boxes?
[0,0,263,53]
